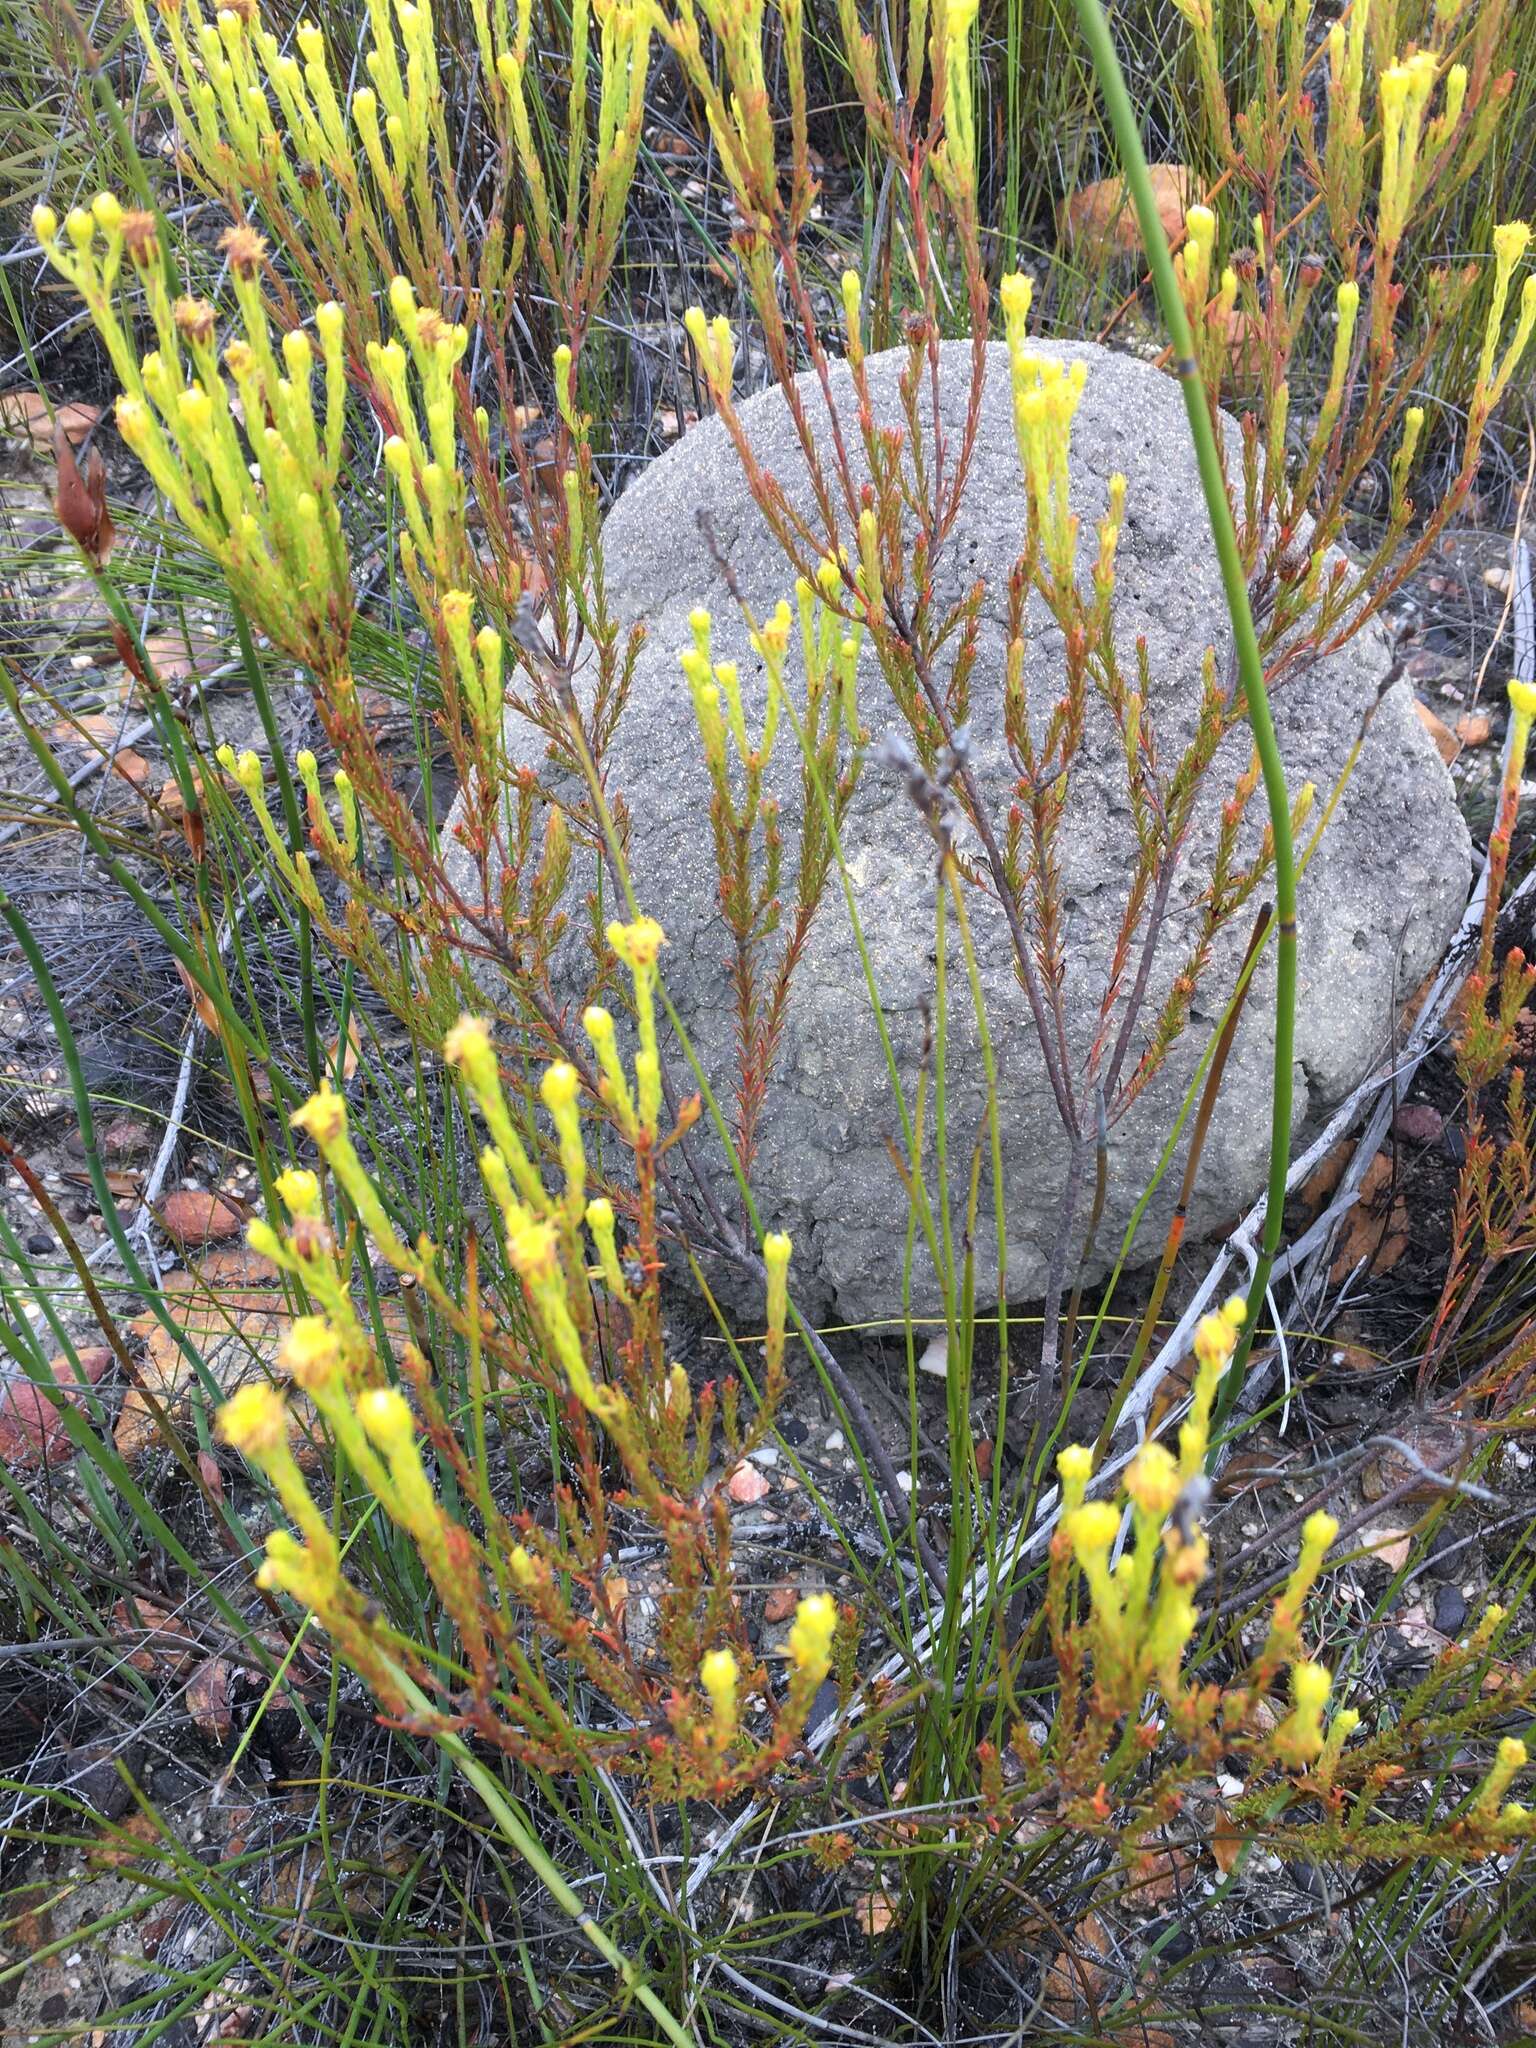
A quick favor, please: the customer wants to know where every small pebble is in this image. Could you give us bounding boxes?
[1433,1584,1469,1636]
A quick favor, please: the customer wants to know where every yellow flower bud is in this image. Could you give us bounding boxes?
[356,1386,416,1456]
[475,626,503,692]
[1477,1738,1532,1817]
[246,1218,285,1263]
[585,1196,629,1298]
[1124,1441,1181,1521]
[541,1061,580,1113]
[274,1167,321,1215]
[1272,1659,1333,1766]
[1000,271,1033,334]
[700,1646,739,1745]
[282,327,314,380]
[279,1315,341,1388]
[388,274,417,326]
[31,204,58,243]
[1508,678,1536,723]
[841,270,862,361]
[508,1219,560,1280]
[1193,1309,1236,1373]
[1057,1442,1093,1514]
[1300,1510,1339,1557]
[1067,1500,1119,1555]
[442,1014,493,1068]
[291,1078,347,1148]
[509,1544,535,1587]
[217,1381,288,1457]
[606,916,665,971]
[91,191,124,236]
[1291,1661,1332,1715]
[763,1230,792,1366]
[1494,220,1531,276]
[787,1592,837,1686]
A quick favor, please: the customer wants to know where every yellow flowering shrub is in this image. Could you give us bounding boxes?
[216,916,833,1798]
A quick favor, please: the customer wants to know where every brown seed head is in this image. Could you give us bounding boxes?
[288,1214,335,1263]
[122,211,160,268]
[218,224,268,277]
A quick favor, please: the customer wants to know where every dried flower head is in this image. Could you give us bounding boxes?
[218,223,268,277]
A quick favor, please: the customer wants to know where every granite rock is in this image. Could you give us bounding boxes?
[451,340,1471,1321]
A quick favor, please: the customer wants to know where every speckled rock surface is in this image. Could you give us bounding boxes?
[452,340,1471,1320]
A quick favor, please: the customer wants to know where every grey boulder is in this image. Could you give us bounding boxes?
[458,340,1471,1322]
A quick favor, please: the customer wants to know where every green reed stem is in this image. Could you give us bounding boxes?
[1068,0,1296,1417]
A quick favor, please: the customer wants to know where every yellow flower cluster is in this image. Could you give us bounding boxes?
[683,305,736,406]
[1476,221,1536,413]
[217,742,358,909]
[439,589,506,754]
[1051,1289,1358,1759]
[219,1354,483,1689]
[441,921,685,1418]
[32,200,350,667]
[1180,1292,1246,1476]
[681,607,777,770]
[374,278,473,594]
[129,0,444,278]
[1057,1427,1344,1762]
[694,1586,836,1759]
[215,1143,492,1694]
[495,0,652,302]
[1000,274,1089,591]
[1377,51,1439,253]
[932,0,979,202]
[657,0,777,228]
[1060,1443,1203,1703]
